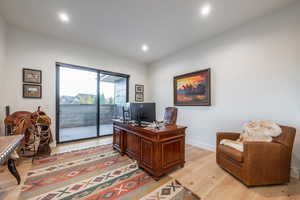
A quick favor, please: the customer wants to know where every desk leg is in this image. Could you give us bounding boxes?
[7,159,21,185]
[152,176,160,181]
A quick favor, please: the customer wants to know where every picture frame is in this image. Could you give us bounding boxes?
[174,68,211,106]
[135,84,144,102]
[135,84,144,93]
[23,68,42,84]
[23,84,42,98]
[135,92,144,102]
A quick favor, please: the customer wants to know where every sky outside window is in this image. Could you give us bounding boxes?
[60,67,114,99]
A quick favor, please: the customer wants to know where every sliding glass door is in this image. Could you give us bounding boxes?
[99,73,128,136]
[56,63,129,143]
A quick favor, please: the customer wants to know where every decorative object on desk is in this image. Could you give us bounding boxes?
[23,68,42,84]
[23,84,42,98]
[153,120,163,129]
[19,144,200,200]
[135,84,144,102]
[174,68,211,106]
[4,106,53,157]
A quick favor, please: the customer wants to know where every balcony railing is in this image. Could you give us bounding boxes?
[59,104,121,128]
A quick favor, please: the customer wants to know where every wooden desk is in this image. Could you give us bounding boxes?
[0,135,23,184]
[113,120,186,180]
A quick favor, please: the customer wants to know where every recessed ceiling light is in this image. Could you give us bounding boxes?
[58,12,70,23]
[142,44,149,52]
[200,4,211,17]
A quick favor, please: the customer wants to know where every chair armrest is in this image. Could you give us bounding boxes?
[244,142,289,162]
[216,132,240,145]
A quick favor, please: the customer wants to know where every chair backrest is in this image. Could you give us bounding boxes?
[164,107,178,125]
[273,125,296,150]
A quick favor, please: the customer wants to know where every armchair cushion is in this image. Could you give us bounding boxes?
[216,132,240,146]
[220,139,244,152]
[218,144,243,162]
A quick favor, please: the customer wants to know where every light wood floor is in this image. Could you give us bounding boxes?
[0,137,299,200]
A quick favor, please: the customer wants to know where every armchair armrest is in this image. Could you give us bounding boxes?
[244,141,289,163]
[216,132,240,146]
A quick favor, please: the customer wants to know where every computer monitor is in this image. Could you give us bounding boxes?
[128,103,156,123]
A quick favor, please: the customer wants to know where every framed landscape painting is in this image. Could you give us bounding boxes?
[23,84,42,98]
[174,68,211,106]
[23,68,42,84]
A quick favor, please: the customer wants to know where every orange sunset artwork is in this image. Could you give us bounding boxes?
[175,69,210,106]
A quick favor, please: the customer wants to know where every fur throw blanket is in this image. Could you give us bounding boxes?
[220,120,282,152]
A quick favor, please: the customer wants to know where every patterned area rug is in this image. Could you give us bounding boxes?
[19,145,200,200]
[0,184,11,200]
[0,165,19,200]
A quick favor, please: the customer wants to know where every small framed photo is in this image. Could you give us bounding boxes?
[135,84,144,93]
[23,84,42,98]
[135,92,144,102]
[23,68,42,84]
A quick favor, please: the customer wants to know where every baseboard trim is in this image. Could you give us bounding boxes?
[291,167,300,179]
[187,139,216,152]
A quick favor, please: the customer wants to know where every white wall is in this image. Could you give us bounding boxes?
[149,2,300,178]
[0,15,6,136]
[2,25,149,144]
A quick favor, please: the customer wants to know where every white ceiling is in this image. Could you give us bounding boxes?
[0,0,296,64]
